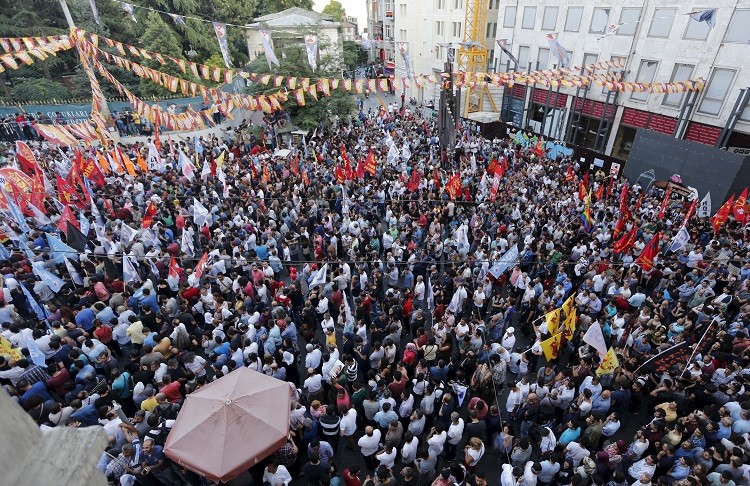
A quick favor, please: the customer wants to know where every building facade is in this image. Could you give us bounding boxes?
[246,8,343,72]
[342,16,360,41]
[490,0,750,157]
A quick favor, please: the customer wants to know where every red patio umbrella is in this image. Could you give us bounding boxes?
[164,367,291,483]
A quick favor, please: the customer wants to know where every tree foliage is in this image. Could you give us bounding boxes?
[321,0,346,22]
[11,78,70,102]
[245,30,353,130]
[139,11,188,98]
[342,40,367,72]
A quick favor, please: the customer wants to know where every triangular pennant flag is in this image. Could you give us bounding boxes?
[31,261,65,293]
[46,233,79,264]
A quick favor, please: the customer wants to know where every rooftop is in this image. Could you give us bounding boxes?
[247,7,340,29]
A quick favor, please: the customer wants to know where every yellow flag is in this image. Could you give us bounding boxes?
[215,151,225,168]
[564,307,577,340]
[562,292,576,317]
[545,308,561,335]
[540,333,563,361]
[596,347,619,376]
[0,336,23,360]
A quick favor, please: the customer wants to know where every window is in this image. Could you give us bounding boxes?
[684,11,711,40]
[541,7,558,30]
[487,49,495,71]
[590,8,610,33]
[452,22,462,37]
[518,45,530,69]
[537,47,550,69]
[663,64,695,107]
[522,6,536,29]
[398,5,406,18]
[631,60,658,101]
[488,0,497,9]
[724,9,750,43]
[741,103,750,122]
[603,55,627,93]
[453,0,463,9]
[565,7,583,32]
[384,24,394,39]
[436,21,444,35]
[648,8,676,37]
[435,45,442,60]
[485,22,497,38]
[504,6,517,28]
[699,68,736,115]
[582,53,599,67]
[618,8,640,35]
[436,0,445,10]
[399,29,407,41]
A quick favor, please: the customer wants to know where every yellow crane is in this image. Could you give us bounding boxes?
[456,0,497,116]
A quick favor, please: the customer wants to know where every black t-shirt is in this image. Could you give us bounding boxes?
[302,461,329,484]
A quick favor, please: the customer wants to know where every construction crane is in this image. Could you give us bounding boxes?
[456,0,498,116]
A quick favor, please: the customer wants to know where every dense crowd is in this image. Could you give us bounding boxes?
[1,98,750,486]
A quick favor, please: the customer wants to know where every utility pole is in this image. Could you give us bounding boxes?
[59,0,118,137]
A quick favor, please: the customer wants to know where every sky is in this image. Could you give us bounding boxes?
[312,0,367,30]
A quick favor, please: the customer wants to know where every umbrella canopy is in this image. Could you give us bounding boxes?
[164,367,291,483]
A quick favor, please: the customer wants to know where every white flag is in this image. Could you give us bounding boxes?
[65,257,84,286]
[669,225,690,253]
[123,256,141,283]
[426,277,435,311]
[200,159,212,180]
[401,145,411,161]
[90,200,105,226]
[387,143,400,164]
[120,223,139,245]
[192,198,211,227]
[582,322,607,359]
[697,192,712,218]
[305,34,319,71]
[181,228,195,257]
[31,261,65,293]
[180,151,195,181]
[147,142,162,171]
[309,263,328,287]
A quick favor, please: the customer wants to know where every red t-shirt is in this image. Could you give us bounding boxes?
[161,381,183,403]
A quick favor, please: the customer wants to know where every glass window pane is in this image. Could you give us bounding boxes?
[663,64,695,106]
[542,7,558,30]
[518,46,530,69]
[618,8,640,35]
[699,69,736,115]
[538,47,550,69]
[648,8,676,37]
[590,8,610,33]
[565,7,583,32]
[631,60,658,101]
[724,9,750,42]
[504,6,517,28]
[583,53,598,67]
[522,7,537,29]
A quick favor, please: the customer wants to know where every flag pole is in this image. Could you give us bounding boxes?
[679,316,717,379]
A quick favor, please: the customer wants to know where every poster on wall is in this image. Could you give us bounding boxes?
[610,162,621,177]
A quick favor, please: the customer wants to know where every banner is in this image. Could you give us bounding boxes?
[637,341,690,374]
[259,30,280,70]
[488,244,520,279]
[398,42,412,79]
[305,35,318,72]
[212,22,232,68]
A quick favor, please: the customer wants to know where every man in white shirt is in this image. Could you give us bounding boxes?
[445,412,464,461]
[340,407,358,448]
[304,369,324,399]
[426,426,446,458]
[263,461,292,486]
[358,426,381,471]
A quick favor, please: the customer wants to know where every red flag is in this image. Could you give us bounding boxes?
[356,160,365,179]
[487,158,498,176]
[612,205,631,240]
[445,174,462,200]
[79,151,105,187]
[406,169,421,192]
[15,141,41,175]
[290,154,300,175]
[711,195,735,233]
[301,169,309,187]
[262,163,269,183]
[194,252,209,278]
[578,181,587,201]
[635,232,661,272]
[67,160,90,205]
[30,172,46,214]
[565,165,574,182]
[433,170,441,190]
[634,192,645,210]
[335,164,346,183]
[489,173,501,202]
[341,144,355,180]
[607,177,615,197]
[732,187,747,224]
[56,175,83,207]
[682,199,698,227]
[363,149,378,176]
[613,226,637,255]
[618,184,629,213]
[153,110,162,151]
[594,183,604,201]
[658,185,672,219]
[142,201,158,229]
[7,180,32,217]
[168,256,181,280]
[533,139,546,157]
[57,204,79,233]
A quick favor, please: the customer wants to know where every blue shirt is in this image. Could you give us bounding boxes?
[75,308,96,332]
[71,404,99,426]
[21,381,52,406]
[255,244,269,260]
[141,294,160,314]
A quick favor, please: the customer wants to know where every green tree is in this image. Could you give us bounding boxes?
[256,0,313,17]
[138,11,188,98]
[245,30,353,130]
[321,0,345,22]
[11,78,70,102]
[342,40,367,72]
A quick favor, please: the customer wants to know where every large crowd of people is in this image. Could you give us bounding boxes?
[1,97,749,486]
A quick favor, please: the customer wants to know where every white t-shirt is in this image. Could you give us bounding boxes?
[358,430,381,456]
[427,431,446,456]
[401,437,419,464]
[340,409,358,436]
[376,447,397,468]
